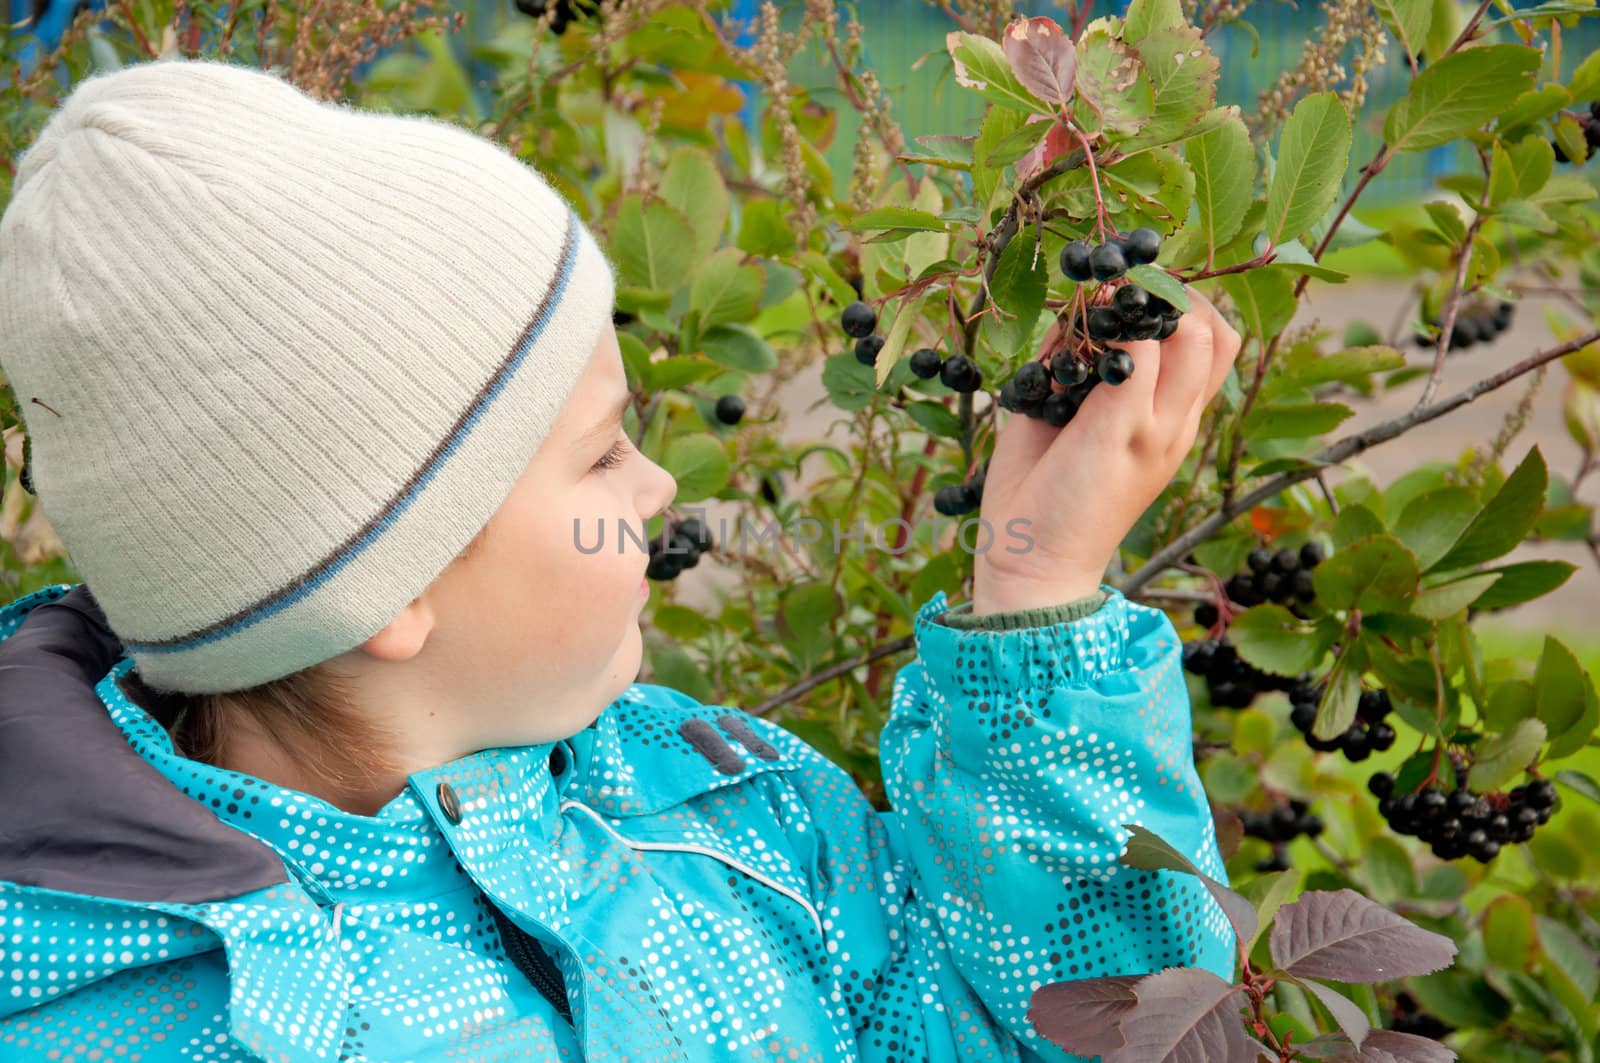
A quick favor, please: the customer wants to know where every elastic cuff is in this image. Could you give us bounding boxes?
[934,590,1109,631]
[911,587,1137,689]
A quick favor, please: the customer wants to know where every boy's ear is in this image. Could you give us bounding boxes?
[359,597,436,662]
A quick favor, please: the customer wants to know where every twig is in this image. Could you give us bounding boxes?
[1420,201,1488,407]
[751,634,915,717]
[1120,328,1600,594]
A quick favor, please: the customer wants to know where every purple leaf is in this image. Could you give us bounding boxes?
[1356,1030,1458,1062]
[1002,16,1078,109]
[1101,967,1253,1063]
[1295,1033,1362,1060]
[1270,889,1458,983]
[1296,977,1371,1049]
[1120,823,1255,955]
[1212,802,1245,860]
[1027,974,1142,1056]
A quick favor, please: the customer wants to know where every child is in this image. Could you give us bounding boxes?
[0,58,1241,1062]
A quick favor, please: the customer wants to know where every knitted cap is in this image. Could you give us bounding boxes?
[0,58,617,695]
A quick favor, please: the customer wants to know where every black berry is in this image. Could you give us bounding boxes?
[842,301,877,338]
[855,335,884,366]
[940,354,984,393]
[1060,240,1094,282]
[1089,241,1128,281]
[1097,348,1134,385]
[714,394,746,426]
[1013,362,1051,404]
[1123,227,1161,266]
[909,347,944,379]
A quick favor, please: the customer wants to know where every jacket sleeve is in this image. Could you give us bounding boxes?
[741,587,1236,1062]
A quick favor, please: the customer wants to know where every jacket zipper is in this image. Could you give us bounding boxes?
[488,901,574,1026]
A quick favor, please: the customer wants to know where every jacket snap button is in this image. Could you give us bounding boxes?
[436,781,462,825]
[549,745,567,777]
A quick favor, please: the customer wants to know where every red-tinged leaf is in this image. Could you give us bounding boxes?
[1003,16,1078,109]
[1027,975,1142,1057]
[1120,824,1256,952]
[1018,120,1079,181]
[1270,889,1458,983]
[1296,977,1371,1050]
[1101,967,1253,1063]
[1355,1029,1458,1061]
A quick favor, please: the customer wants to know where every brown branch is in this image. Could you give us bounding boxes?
[1419,207,1486,407]
[1119,328,1600,595]
[751,634,915,717]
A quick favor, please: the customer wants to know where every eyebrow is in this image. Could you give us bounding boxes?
[570,390,633,455]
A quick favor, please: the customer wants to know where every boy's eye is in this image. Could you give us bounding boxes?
[591,436,633,472]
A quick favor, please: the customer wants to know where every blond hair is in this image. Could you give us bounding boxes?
[164,521,494,795]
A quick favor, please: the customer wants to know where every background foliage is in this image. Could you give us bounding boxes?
[4,0,1600,1057]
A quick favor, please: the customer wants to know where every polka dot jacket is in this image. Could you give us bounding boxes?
[0,582,1235,1062]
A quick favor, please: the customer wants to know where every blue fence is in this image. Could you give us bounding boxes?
[8,0,1597,206]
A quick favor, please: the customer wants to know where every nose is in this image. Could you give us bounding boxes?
[637,451,676,523]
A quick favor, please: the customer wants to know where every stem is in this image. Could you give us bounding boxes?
[1063,122,1115,241]
[751,634,916,717]
[1419,207,1487,407]
[1120,328,1600,594]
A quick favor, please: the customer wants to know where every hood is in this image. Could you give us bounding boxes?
[0,584,288,903]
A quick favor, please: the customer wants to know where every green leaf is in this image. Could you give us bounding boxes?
[1483,896,1537,970]
[875,291,926,387]
[1430,447,1548,572]
[778,581,841,668]
[1123,264,1191,313]
[1569,46,1600,101]
[658,146,729,268]
[1392,487,1479,571]
[1332,504,1386,550]
[643,355,720,391]
[699,324,777,372]
[1482,680,1536,732]
[1477,552,1582,607]
[903,400,964,439]
[1121,0,1184,43]
[1130,26,1219,149]
[1264,93,1353,247]
[1219,266,1296,345]
[737,199,798,257]
[1372,0,1433,66]
[1312,658,1363,741]
[1467,718,1547,791]
[1383,44,1543,153]
[689,248,764,329]
[1185,116,1255,264]
[1313,535,1420,614]
[1260,346,1405,402]
[1494,83,1574,137]
[949,32,1051,114]
[843,206,952,237]
[1486,141,1519,209]
[660,433,730,502]
[1412,573,1501,620]
[982,227,1048,359]
[611,194,698,292]
[1555,770,1600,806]
[1506,134,1556,201]
[1537,916,1600,1005]
[648,645,714,704]
[821,353,879,411]
[1239,869,1300,955]
[1073,22,1154,137]
[1533,637,1595,748]
[1363,836,1418,903]
[1242,401,1354,440]
[1230,605,1335,676]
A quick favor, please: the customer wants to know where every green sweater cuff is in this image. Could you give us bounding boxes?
[933,589,1110,630]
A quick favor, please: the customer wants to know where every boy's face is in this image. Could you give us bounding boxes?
[356,325,676,758]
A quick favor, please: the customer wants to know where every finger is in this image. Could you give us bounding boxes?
[1065,337,1161,445]
[982,401,1057,503]
[1151,303,1216,425]
[1187,286,1242,397]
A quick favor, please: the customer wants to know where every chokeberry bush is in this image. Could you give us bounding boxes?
[5,0,1600,1059]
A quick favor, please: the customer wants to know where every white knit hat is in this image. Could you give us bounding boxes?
[0,57,617,695]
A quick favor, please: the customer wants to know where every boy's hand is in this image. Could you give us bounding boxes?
[970,286,1240,616]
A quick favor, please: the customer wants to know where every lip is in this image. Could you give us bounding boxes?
[639,577,649,596]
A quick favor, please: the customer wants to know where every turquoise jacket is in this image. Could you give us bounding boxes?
[0,582,1234,1062]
